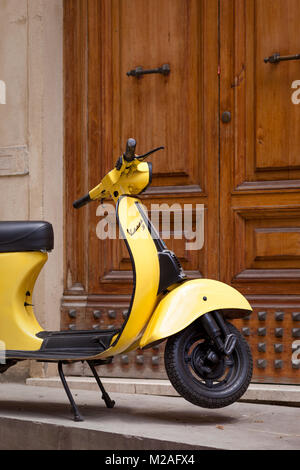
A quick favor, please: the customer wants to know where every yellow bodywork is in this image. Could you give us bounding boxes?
[139,279,252,349]
[89,161,151,203]
[87,158,252,357]
[0,157,252,359]
[0,251,46,351]
[96,195,161,359]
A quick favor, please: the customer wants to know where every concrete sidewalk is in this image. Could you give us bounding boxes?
[0,383,299,450]
[26,376,300,407]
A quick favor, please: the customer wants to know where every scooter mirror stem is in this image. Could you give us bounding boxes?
[123,138,137,162]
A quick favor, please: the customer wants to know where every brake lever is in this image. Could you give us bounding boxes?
[136,146,165,160]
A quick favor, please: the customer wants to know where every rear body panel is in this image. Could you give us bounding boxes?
[0,251,46,351]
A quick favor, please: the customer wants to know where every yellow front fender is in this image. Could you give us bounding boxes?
[139,279,252,349]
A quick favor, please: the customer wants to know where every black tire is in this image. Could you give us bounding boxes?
[164,319,253,409]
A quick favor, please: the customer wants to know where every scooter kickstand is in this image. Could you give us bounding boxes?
[87,361,116,409]
[58,361,84,422]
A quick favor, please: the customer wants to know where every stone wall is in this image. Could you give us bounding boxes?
[0,0,63,380]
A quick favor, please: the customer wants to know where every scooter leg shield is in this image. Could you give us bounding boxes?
[139,279,252,349]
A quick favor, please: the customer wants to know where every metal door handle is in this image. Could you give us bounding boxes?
[221,111,231,123]
[127,64,170,77]
[264,53,300,64]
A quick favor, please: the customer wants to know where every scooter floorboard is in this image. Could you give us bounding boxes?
[3,328,120,361]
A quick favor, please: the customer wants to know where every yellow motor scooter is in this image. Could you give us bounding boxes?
[0,139,253,421]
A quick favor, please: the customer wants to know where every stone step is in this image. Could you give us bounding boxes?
[0,383,299,450]
[26,377,300,406]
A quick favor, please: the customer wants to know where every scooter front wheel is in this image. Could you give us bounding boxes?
[164,319,253,409]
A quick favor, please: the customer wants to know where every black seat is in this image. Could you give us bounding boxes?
[0,221,54,253]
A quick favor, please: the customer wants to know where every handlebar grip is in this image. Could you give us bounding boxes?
[73,193,91,209]
[123,138,136,162]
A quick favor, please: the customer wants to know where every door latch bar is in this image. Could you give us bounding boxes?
[127,64,170,77]
[264,53,300,64]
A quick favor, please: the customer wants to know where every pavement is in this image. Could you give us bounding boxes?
[0,382,299,450]
[26,376,300,407]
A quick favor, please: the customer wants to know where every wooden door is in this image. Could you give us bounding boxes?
[63,0,219,378]
[220,0,300,383]
[63,0,300,384]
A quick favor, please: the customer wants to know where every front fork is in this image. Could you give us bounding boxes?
[199,311,237,359]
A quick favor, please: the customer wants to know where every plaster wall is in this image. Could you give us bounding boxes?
[0,0,63,380]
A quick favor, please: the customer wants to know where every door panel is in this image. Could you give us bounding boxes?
[220,0,300,383]
[114,0,202,188]
[222,0,300,192]
[87,0,218,297]
[63,0,219,378]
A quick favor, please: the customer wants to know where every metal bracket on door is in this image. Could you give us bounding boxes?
[264,53,300,64]
[127,64,170,77]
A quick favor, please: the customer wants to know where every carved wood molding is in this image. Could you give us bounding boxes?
[145,185,203,196]
[245,294,300,307]
[235,180,300,192]
[234,206,300,219]
[231,206,300,286]
[235,269,300,281]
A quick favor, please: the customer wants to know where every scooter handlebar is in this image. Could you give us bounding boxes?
[73,193,92,209]
[73,139,164,208]
[123,138,137,162]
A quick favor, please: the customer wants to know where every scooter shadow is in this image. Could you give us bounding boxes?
[0,399,238,426]
[0,399,79,421]
[106,404,238,426]
[125,408,237,426]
